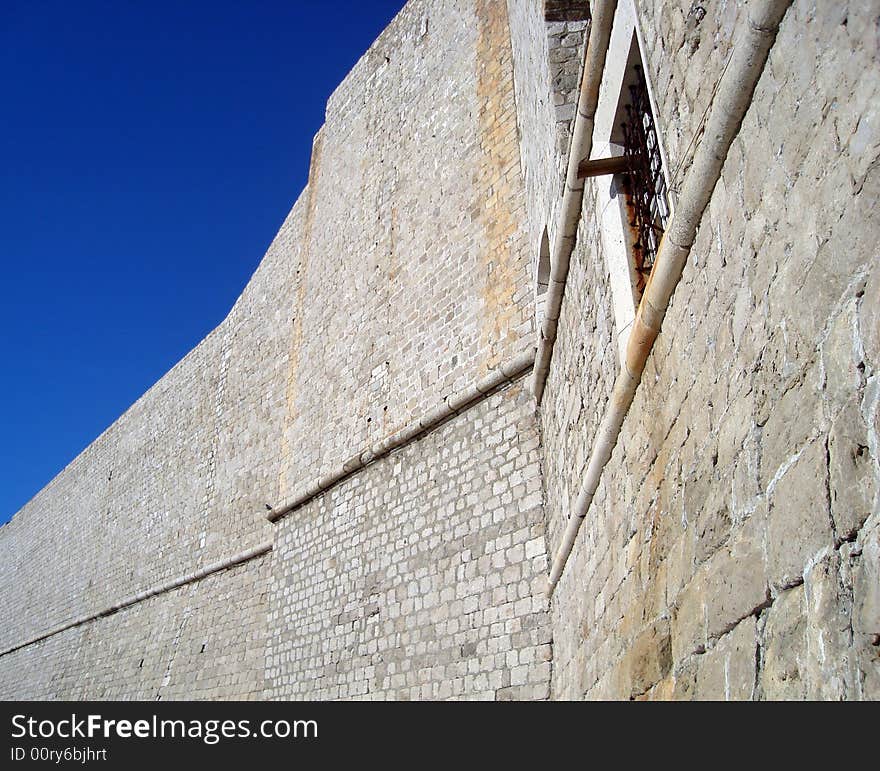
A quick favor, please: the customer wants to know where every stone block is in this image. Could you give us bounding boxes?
[829,398,877,541]
[766,439,834,591]
[759,584,807,700]
[852,513,880,640]
[803,552,857,700]
[693,616,757,701]
[672,511,768,662]
[610,618,673,699]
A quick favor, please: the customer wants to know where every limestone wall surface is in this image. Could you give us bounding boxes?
[268,382,550,700]
[0,199,300,654]
[1,0,876,701]
[535,0,880,699]
[0,554,268,700]
[278,0,534,507]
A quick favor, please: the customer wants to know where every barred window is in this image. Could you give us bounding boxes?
[580,33,671,304]
[577,5,672,362]
[619,63,669,295]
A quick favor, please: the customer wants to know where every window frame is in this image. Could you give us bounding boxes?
[589,0,673,364]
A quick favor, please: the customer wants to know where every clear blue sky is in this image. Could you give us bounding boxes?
[0,0,406,524]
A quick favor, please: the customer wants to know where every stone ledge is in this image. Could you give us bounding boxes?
[0,542,272,659]
[267,347,536,524]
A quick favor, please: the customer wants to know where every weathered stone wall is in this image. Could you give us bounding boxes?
[268,382,550,700]
[0,198,301,654]
[277,0,535,506]
[506,0,594,359]
[0,554,268,700]
[537,0,879,699]
[506,0,619,599]
[0,0,538,699]
[1,0,876,701]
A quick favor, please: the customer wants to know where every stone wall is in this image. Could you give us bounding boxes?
[0,554,268,700]
[0,198,299,652]
[277,0,535,507]
[267,382,551,700]
[0,0,538,700]
[535,0,880,699]
[0,0,876,701]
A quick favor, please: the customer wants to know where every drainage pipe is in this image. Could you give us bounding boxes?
[531,0,618,403]
[267,348,535,523]
[0,541,273,658]
[546,0,793,595]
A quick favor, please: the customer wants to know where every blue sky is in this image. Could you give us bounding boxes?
[0,0,406,524]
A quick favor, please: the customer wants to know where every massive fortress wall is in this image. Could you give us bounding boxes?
[0,0,549,700]
[528,0,879,698]
[1,0,878,700]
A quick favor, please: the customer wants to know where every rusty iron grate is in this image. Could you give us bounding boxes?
[621,64,669,283]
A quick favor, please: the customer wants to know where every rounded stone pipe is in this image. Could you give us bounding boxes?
[266,349,536,523]
[546,0,794,596]
[531,0,619,404]
[0,542,272,657]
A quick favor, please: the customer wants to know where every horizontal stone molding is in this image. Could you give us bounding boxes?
[267,347,537,523]
[0,541,273,659]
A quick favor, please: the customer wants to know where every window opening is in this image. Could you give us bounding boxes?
[578,47,670,300]
[536,227,551,323]
[620,64,669,290]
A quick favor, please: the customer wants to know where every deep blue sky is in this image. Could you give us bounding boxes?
[0,0,406,524]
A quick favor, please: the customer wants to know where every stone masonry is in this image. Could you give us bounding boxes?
[268,384,550,700]
[0,0,876,700]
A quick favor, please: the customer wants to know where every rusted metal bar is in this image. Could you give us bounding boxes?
[546,0,794,597]
[621,64,669,279]
[577,154,631,178]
